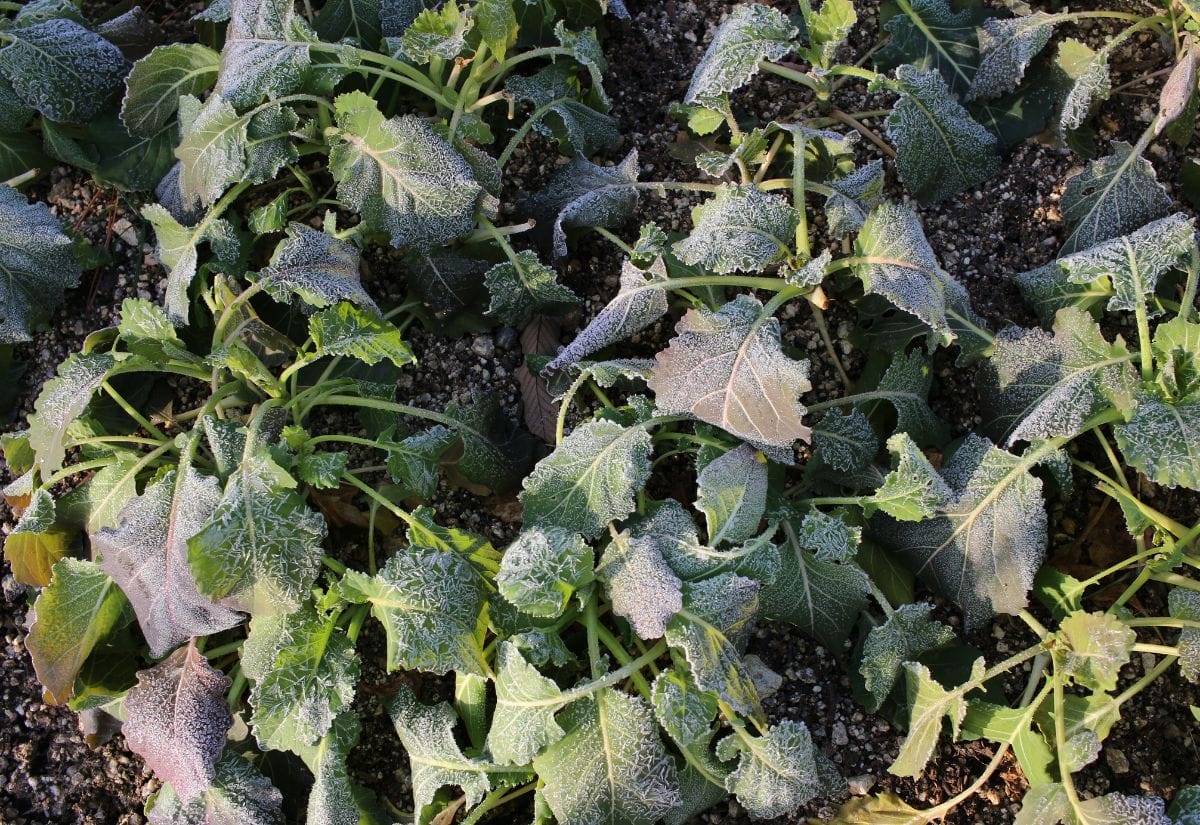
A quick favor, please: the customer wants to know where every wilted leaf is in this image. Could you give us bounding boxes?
[507,62,620,157]
[531,150,639,259]
[484,250,578,327]
[825,160,884,239]
[442,393,537,494]
[124,640,233,802]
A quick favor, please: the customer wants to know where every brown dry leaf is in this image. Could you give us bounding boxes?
[310,485,370,529]
[431,796,467,825]
[486,492,523,525]
[518,314,561,444]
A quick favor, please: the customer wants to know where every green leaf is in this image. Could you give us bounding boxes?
[1013,260,1110,327]
[875,0,989,96]
[507,62,620,157]
[984,306,1136,447]
[887,66,1000,206]
[1059,140,1172,254]
[649,294,812,450]
[487,641,566,765]
[296,449,347,490]
[122,44,221,137]
[665,573,763,722]
[27,557,130,705]
[484,250,579,326]
[868,348,948,446]
[1152,317,1200,401]
[310,302,414,368]
[696,443,767,546]
[673,184,799,273]
[716,720,842,818]
[142,202,235,325]
[531,149,640,259]
[546,257,668,370]
[520,419,652,539]
[1013,783,1072,825]
[1060,213,1195,314]
[873,434,1048,630]
[123,640,233,803]
[294,711,363,825]
[534,688,682,825]
[858,602,954,711]
[118,298,201,364]
[313,0,383,45]
[329,90,482,250]
[867,432,952,522]
[241,605,359,753]
[43,112,179,193]
[442,393,537,494]
[651,668,718,747]
[145,751,284,825]
[0,184,81,345]
[496,527,593,618]
[825,160,885,239]
[1056,38,1110,137]
[961,700,1055,786]
[27,353,118,475]
[0,127,48,183]
[966,13,1056,101]
[96,468,244,659]
[188,454,328,616]
[852,203,968,343]
[1057,611,1135,692]
[1115,395,1200,490]
[1170,588,1200,682]
[260,224,377,310]
[397,1,470,63]
[216,0,313,108]
[0,19,127,125]
[475,0,516,61]
[596,528,683,639]
[389,685,495,822]
[889,659,982,778]
[806,0,856,66]
[385,426,454,498]
[683,2,797,106]
[341,546,488,675]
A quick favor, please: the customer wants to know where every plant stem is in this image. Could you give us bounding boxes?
[757,60,820,91]
[594,226,634,256]
[555,370,590,445]
[1182,245,1200,323]
[102,381,169,442]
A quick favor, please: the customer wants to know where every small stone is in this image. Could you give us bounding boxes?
[1106,747,1130,774]
[832,721,849,746]
[742,655,783,699]
[847,775,875,796]
[471,335,495,358]
[495,326,518,349]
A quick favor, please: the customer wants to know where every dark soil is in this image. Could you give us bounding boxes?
[2,0,1199,823]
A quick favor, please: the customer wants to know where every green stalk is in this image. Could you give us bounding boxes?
[757,60,820,91]
[102,381,169,442]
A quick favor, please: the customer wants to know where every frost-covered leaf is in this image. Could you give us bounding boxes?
[825,160,884,239]
[649,294,812,450]
[696,444,767,546]
[520,419,652,539]
[496,527,593,618]
[531,150,639,260]
[124,640,232,802]
[216,0,313,108]
[870,349,948,446]
[260,224,376,310]
[188,455,328,616]
[716,720,842,819]
[294,711,361,825]
[145,751,283,825]
[384,426,454,499]
[625,499,734,582]
[853,203,969,344]
[652,668,718,747]
[341,547,488,674]
[867,432,952,522]
[806,0,856,66]
[329,91,482,250]
[890,659,981,778]
[0,184,82,345]
[507,62,620,157]
[797,509,860,563]
[1170,589,1200,683]
[442,393,537,493]
[1076,794,1172,825]
[0,19,127,124]
[96,468,243,659]
[874,0,988,96]
[1115,395,1200,490]
[1060,213,1195,313]
[874,434,1047,629]
[684,3,797,106]
[313,0,383,45]
[984,307,1135,447]
[1057,39,1110,136]
[484,250,578,327]
[1013,260,1111,326]
[487,641,566,765]
[665,573,762,721]
[534,688,682,825]
[546,257,668,370]
[858,602,954,711]
[390,685,494,820]
[310,302,414,368]
[122,44,221,137]
[672,185,798,273]
[597,529,683,639]
[143,203,235,324]
[967,13,1056,101]
[813,409,878,472]
[27,557,130,705]
[887,66,1000,206]
[27,353,117,475]
[1059,141,1172,254]
[397,2,470,63]
[175,95,249,209]
[240,605,359,753]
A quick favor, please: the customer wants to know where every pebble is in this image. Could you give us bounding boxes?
[832,721,849,746]
[471,335,495,358]
[848,775,876,796]
[1107,748,1131,774]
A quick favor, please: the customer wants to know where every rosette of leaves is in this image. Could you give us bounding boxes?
[131,0,620,332]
